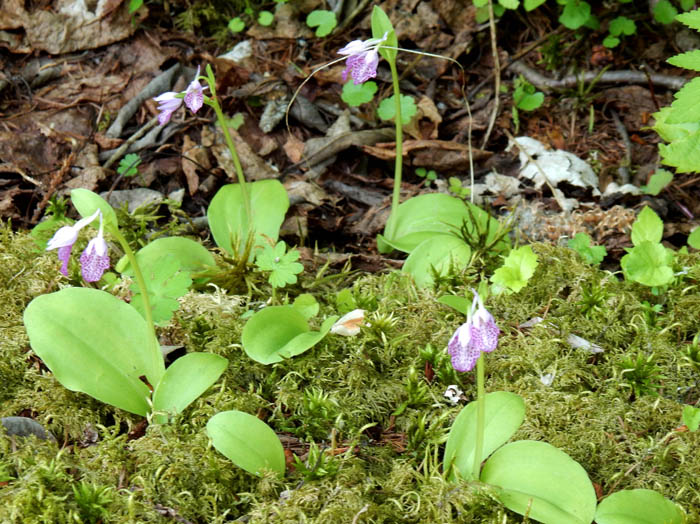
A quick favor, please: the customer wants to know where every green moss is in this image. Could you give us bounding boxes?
[3,224,700,522]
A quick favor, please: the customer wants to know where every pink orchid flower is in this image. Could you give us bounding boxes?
[153,66,206,125]
[338,32,388,85]
[447,290,500,372]
[46,209,110,282]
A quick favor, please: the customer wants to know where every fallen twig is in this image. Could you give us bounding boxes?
[481,0,501,149]
[509,60,687,92]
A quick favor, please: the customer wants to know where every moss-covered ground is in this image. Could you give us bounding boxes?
[2,222,700,523]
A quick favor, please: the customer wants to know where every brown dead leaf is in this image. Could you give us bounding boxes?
[362,139,491,171]
[94,133,124,150]
[246,3,313,39]
[182,135,210,195]
[404,96,442,140]
[0,0,135,54]
[284,134,305,164]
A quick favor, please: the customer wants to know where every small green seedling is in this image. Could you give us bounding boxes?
[620,206,674,287]
[641,169,673,196]
[228,17,245,33]
[682,405,700,431]
[117,153,141,177]
[604,16,636,48]
[415,167,437,186]
[512,75,544,132]
[568,232,607,265]
[306,10,337,37]
[654,0,679,24]
[448,177,470,199]
[257,10,274,26]
[490,245,539,294]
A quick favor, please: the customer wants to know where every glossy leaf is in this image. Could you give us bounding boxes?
[437,294,470,315]
[379,193,473,254]
[444,391,525,481]
[621,241,674,287]
[116,236,215,280]
[207,180,289,260]
[402,235,471,288]
[207,410,285,476]
[595,489,684,524]
[631,206,664,245]
[23,288,159,416]
[481,440,597,524]
[152,353,228,424]
[242,306,338,364]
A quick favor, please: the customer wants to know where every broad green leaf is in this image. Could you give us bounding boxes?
[152,353,228,424]
[402,235,471,288]
[23,288,159,416]
[653,0,678,24]
[680,0,695,11]
[242,306,338,364]
[207,410,285,476]
[377,94,417,125]
[371,6,397,63]
[677,9,700,30]
[490,245,538,294]
[668,49,700,71]
[130,255,192,326]
[621,242,674,287]
[292,293,319,320]
[207,179,289,260]
[444,392,525,481]
[559,0,591,29]
[567,232,607,264]
[641,169,673,196]
[437,295,470,315]
[688,227,700,249]
[631,206,664,245]
[71,188,118,232]
[341,81,377,107]
[682,404,700,431]
[257,10,274,26]
[380,194,503,254]
[524,0,547,10]
[481,440,597,524]
[306,9,337,37]
[116,236,215,282]
[609,16,636,36]
[666,77,700,124]
[595,489,684,524]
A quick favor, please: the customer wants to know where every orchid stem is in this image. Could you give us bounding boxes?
[111,228,164,377]
[473,354,485,480]
[388,58,403,237]
[203,65,252,228]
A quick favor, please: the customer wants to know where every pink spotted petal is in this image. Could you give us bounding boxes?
[79,237,110,282]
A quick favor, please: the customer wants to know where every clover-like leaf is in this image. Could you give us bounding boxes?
[255,241,304,288]
[653,0,678,24]
[306,9,337,37]
[559,0,591,29]
[130,254,192,326]
[117,153,141,177]
[377,94,417,125]
[341,80,377,107]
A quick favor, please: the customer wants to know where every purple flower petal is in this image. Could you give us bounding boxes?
[184,65,204,113]
[57,245,73,276]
